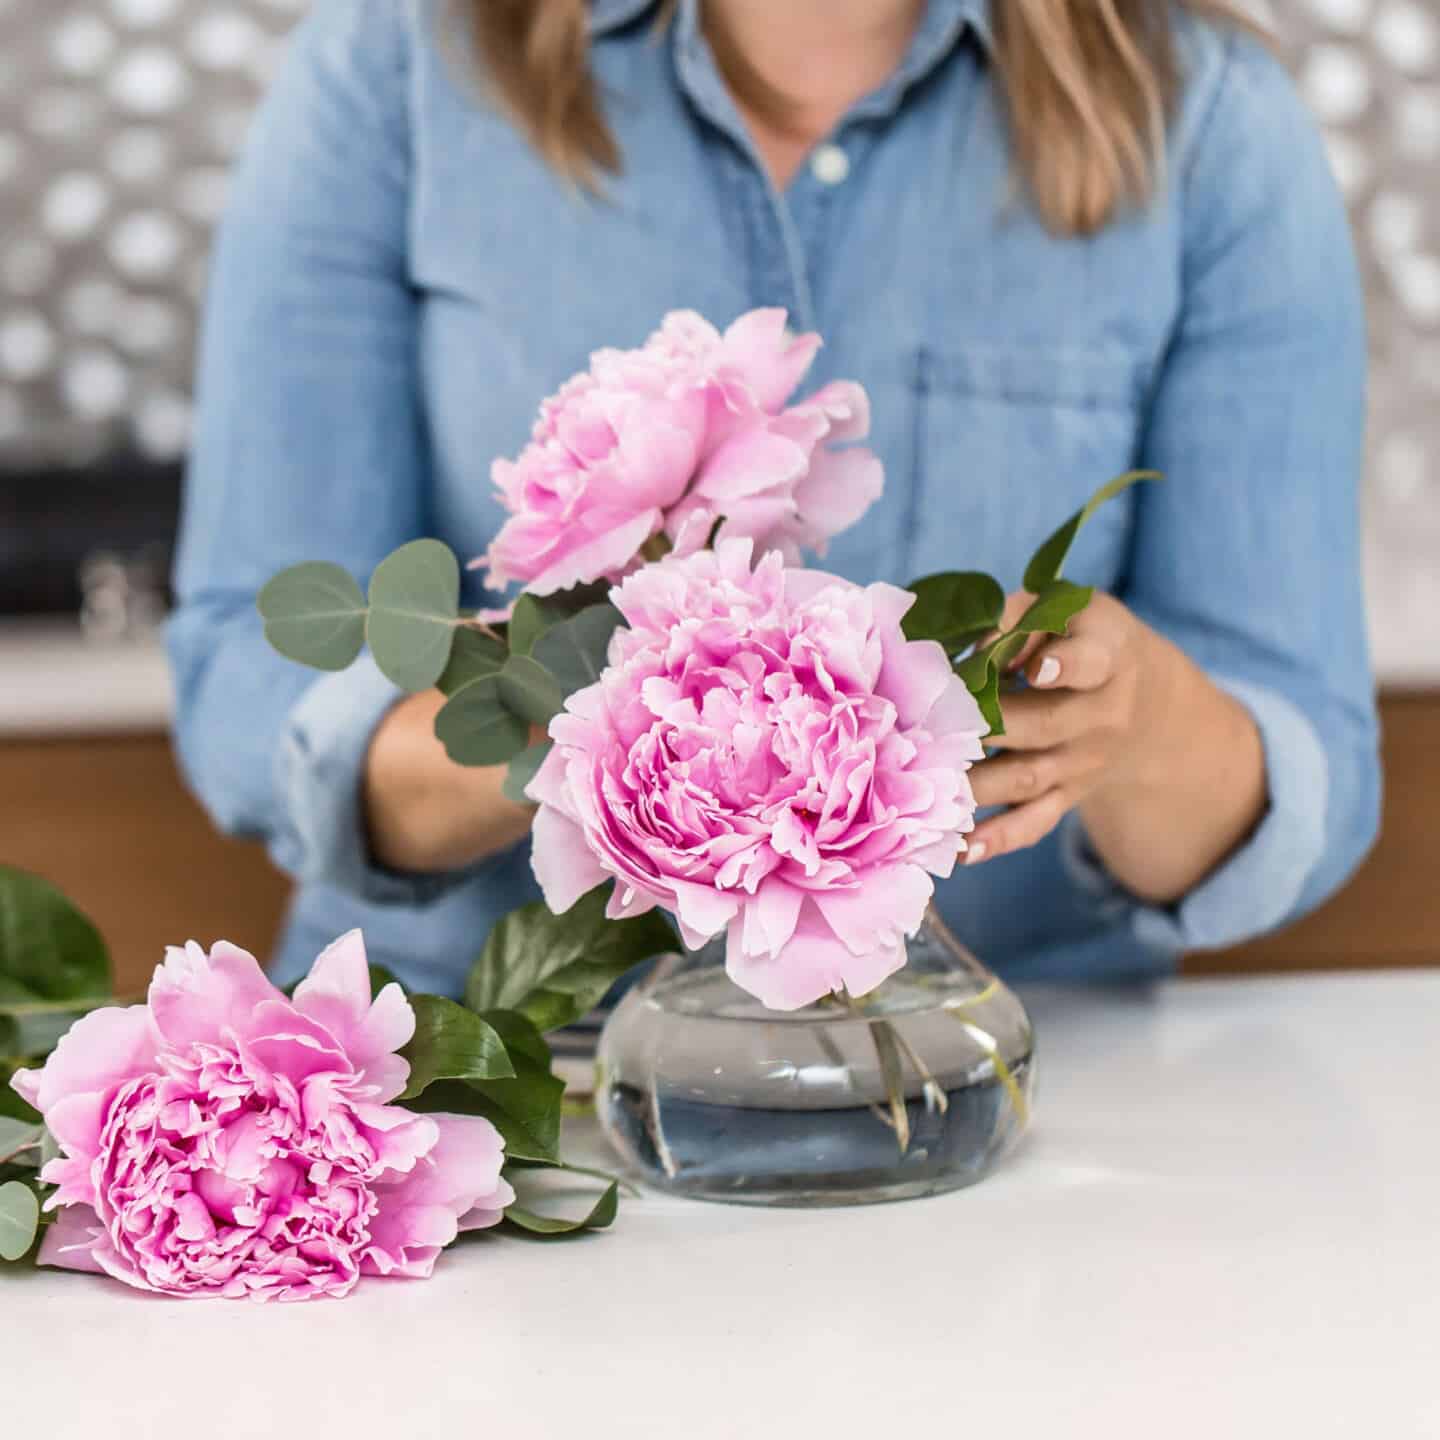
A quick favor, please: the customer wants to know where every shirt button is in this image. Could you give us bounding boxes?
[810,143,850,186]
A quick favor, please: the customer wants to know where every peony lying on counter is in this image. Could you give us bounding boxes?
[11,933,511,1300]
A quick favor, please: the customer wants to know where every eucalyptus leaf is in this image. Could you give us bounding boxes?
[0,1179,39,1262]
[366,539,462,693]
[1022,469,1159,593]
[434,676,530,767]
[465,886,677,1032]
[438,627,507,697]
[398,995,514,1102]
[0,866,111,1008]
[497,654,565,727]
[504,1181,618,1237]
[1014,579,1095,638]
[902,571,1006,654]
[0,1080,40,1126]
[530,604,624,696]
[0,1118,41,1167]
[257,562,368,672]
[507,593,574,657]
[503,740,553,806]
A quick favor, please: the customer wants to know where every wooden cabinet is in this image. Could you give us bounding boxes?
[2,694,1435,994]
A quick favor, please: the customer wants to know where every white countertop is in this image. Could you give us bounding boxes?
[5,970,1439,1439]
[0,620,171,735]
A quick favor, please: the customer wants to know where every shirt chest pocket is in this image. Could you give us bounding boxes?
[905,343,1151,589]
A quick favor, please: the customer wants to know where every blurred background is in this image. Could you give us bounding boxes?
[1,0,1436,989]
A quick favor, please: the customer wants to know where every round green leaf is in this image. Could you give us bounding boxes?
[0,1180,39,1262]
[503,739,554,806]
[438,627,507,697]
[498,655,565,727]
[530,603,623,696]
[366,539,462,693]
[257,562,367,672]
[434,676,530,767]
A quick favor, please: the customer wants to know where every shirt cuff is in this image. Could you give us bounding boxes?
[1060,676,1330,953]
[269,657,472,907]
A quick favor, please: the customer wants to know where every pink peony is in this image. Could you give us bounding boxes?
[10,932,512,1301]
[479,308,883,596]
[526,540,987,1010]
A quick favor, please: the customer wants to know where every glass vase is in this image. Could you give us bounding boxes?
[596,908,1034,1207]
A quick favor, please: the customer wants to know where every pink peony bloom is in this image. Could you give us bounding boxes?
[479,308,883,596]
[10,932,512,1301]
[526,540,987,1010]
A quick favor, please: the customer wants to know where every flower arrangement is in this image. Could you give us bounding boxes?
[3,308,1150,1291]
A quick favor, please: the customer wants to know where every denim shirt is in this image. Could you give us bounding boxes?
[170,0,1380,995]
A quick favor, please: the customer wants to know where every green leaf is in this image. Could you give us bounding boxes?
[366,539,462,693]
[465,886,676,1033]
[507,593,575,657]
[497,654,564,727]
[1014,579,1095,638]
[257,562,368,672]
[503,740,553,806]
[438,628,507,697]
[368,963,402,998]
[530,604,623,696]
[503,1181,618,1237]
[407,1062,565,1165]
[901,572,1006,654]
[0,1179,39,1262]
[0,867,111,1009]
[0,1070,40,1126]
[0,1118,41,1167]
[1022,469,1159,593]
[433,676,530,767]
[477,1009,552,1068]
[955,631,1027,738]
[398,995,514,1101]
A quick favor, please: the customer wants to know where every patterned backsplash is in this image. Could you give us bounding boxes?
[0,0,1436,680]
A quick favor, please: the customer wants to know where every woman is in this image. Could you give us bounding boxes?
[170,0,1379,994]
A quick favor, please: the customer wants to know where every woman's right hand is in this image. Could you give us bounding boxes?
[362,690,538,875]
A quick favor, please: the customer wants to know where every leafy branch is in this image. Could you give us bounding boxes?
[259,542,622,799]
[902,470,1159,734]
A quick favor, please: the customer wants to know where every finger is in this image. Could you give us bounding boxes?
[1025,635,1115,693]
[963,788,1071,866]
[968,743,1105,809]
[983,689,1097,751]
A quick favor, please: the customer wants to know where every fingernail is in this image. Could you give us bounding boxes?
[964,841,989,866]
[1035,657,1061,687]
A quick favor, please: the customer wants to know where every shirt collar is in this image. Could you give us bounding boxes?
[588,0,994,53]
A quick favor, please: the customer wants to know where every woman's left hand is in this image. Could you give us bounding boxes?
[964,591,1265,901]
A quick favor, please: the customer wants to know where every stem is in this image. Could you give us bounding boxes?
[555,1161,641,1198]
[0,994,136,1019]
[639,533,673,564]
[0,1136,41,1167]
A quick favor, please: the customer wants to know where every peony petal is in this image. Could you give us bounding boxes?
[526,507,662,596]
[15,1003,157,1117]
[36,1204,109,1275]
[791,446,884,543]
[149,940,283,1049]
[530,804,611,916]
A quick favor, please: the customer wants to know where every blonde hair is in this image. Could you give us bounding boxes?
[465,0,1255,236]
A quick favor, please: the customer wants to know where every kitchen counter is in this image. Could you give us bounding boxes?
[6,969,1438,1438]
[0,621,171,735]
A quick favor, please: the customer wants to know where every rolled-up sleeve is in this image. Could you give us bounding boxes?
[1071,31,1381,954]
[168,0,451,906]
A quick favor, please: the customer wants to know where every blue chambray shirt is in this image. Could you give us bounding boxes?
[169,0,1380,995]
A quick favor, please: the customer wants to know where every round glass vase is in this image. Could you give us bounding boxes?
[596,908,1034,1207]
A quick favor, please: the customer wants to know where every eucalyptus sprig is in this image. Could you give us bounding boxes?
[258,541,622,796]
[901,470,1159,734]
